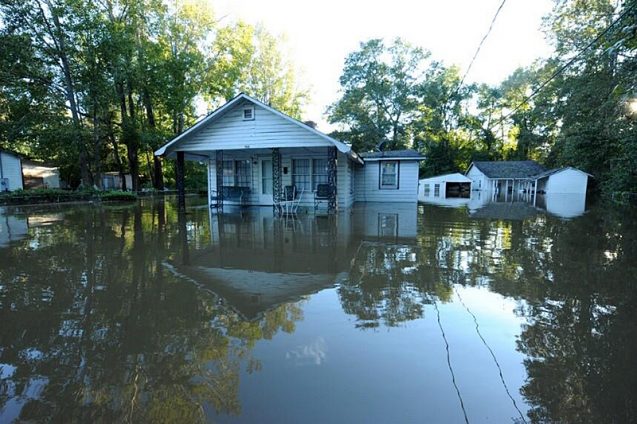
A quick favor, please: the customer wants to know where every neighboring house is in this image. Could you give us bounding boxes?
[466,161,546,195]
[102,172,133,191]
[22,160,61,189]
[418,173,472,202]
[466,160,590,196]
[154,93,424,211]
[354,150,423,203]
[0,149,23,192]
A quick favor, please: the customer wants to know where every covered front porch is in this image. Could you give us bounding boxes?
[199,146,353,213]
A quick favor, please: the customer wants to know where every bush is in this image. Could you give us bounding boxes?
[99,190,138,201]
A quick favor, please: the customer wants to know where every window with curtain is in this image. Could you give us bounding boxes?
[292,159,310,191]
[235,160,251,187]
[380,161,398,189]
[222,161,234,186]
[312,159,328,190]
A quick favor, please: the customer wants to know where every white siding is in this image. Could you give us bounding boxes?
[177,100,335,153]
[466,165,490,192]
[0,152,23,191]
[544,169,588,194]
[354,160,419,203]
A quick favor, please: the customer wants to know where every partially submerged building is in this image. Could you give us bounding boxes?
[418,173,472,203]
[154,93,424,212]
[0,149,23,192]
[466,160,590,196]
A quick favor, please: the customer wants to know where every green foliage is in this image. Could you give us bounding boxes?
[99,190,138,201]
[0,0,307,191]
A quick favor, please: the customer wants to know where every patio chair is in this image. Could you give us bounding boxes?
[277,185,303,215]
[314,183,332,211]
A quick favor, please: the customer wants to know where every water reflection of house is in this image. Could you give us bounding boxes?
[0,209,28,247]
[170,204,418,319]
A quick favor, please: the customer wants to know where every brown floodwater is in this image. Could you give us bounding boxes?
[0,197,635,423]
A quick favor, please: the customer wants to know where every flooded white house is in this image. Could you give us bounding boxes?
[154,93,424,212]
[0,149,23,192]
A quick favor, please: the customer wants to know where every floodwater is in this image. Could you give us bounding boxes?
[0,197,635,423]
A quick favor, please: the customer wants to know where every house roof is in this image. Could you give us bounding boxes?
[532,166,593,180]
[419,172,472,183]
[0,148,22,160]
[469,160,546,179]
[359,149,425,161]
[154,93,362,163]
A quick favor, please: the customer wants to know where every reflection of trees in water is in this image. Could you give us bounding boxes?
[416,204,637,423]
[340,242,452,328]
[0,201,302,422]
[341,204,637,422]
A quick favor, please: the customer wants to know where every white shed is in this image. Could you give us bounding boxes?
[418,173,472,202]
[22,160,61,189]
[535,167,590,194]
[0,150,23,192]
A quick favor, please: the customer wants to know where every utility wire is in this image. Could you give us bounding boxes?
[455,290,527,423]
[433,298,470,424]
[490,2,637,130]
[449,0,509,102]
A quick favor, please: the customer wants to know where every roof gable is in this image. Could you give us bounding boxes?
[155,93,356,159]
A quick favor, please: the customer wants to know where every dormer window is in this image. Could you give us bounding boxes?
[243,106,255,121]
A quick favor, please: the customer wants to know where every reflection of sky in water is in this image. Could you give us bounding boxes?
[285,337,327,366]
[0,198,635,423]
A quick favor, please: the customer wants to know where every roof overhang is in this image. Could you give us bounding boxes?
[154,93,363,164]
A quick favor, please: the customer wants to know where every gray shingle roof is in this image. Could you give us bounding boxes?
[471,161,546,179]
[359,149,425,160]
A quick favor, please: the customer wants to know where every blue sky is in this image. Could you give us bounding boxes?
[214,0,554,129]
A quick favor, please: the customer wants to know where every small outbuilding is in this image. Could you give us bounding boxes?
[22,160,61,189]
[533,167,590,194]
[418,173,472,202]
[0,149,23,192]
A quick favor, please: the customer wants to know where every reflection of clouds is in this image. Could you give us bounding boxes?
[286,337,327,366]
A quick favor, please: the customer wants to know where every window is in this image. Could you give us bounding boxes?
[222,160,251,187]
[242,106,255,120]
[380,161,399,189]
[312,159,328,190]
[424,184,430,196]
[434,184,440,197]
[222,160,234,186]
[292,159,310,191]
[235,160,250,187]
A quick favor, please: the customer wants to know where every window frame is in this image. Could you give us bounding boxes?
[379,160,399,190]
[242,106,255,121]
[292,158,311,192]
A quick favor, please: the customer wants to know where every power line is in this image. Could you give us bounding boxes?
[456,0,508,92]
[490,2,637,129]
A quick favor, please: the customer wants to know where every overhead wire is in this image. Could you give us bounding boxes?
[448,0,509,104]
[489,1,637,130]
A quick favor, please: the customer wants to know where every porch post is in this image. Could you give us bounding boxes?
[272,148,281,210]
[328,147,337,213]
[215,150,223,208]
[176,151,185,210]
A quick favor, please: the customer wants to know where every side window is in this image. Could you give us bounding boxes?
[434,184,440,197]
[379,161,399,189]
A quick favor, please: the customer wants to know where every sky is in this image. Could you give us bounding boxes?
[213,0,555,130]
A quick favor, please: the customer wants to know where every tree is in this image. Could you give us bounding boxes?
[328,38,430,152]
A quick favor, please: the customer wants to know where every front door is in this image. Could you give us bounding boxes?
[258,158,274,205]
